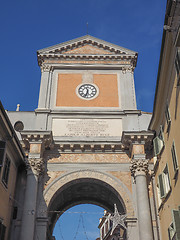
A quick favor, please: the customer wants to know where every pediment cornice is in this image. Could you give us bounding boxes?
[37,35,138,67]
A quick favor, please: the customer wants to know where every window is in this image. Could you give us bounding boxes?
[156,184,162,208]
[153,125,165,157]
[2,156,10,187]
[0,221,6,240]
[165,105,171,131]
[159,125,164,143]
[158,164,171,199]
[175,48,180,86]
[168,208,180,240]
[168,222,176,240]
[0,141,6,172]
[171,141,179,177]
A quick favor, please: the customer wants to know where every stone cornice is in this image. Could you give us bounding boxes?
[37,54,137,67]
[54,142,128,153]
[37,35,138,67]
[35,109,141,115]
[20,131,53,150]
[37,35,137,55]
[122,131,154,150]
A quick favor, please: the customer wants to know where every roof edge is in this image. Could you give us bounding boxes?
[37,35,138,55]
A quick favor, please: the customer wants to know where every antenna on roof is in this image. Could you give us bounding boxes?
[86,22,88,35]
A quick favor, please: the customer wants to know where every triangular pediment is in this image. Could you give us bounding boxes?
[37,35,137,56]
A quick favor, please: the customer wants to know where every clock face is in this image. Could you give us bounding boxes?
[78,84,97,99]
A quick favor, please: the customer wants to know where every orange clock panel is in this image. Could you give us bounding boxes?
[56,74,119,107]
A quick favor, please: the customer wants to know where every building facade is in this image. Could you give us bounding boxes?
[98,209,126,240]
[6,35,158,240]
[0,101,26,240]
[149,1,180,240]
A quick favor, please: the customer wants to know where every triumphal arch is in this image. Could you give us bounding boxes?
[8,35,157,240]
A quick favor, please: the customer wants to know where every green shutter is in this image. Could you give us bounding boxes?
[153,136,163,156]
[172,141,178,172]
[158,174,165,198]
[165,105,171,127]
[168,223,176,240]
[172,210,180,240]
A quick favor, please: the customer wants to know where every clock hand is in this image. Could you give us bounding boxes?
[85,88,89,96]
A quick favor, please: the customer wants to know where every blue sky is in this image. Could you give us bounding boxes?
[0,0,166,239]
[53,204,104,240]
[0,0,166,112]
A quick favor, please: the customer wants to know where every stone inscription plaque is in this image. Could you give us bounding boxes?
[52,119,122,137]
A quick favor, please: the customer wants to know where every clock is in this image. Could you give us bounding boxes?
[77,84,99,100]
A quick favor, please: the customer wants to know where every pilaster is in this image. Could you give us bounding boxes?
[122,131,154,240]
[38,64,53,110]
[19,131,53,240]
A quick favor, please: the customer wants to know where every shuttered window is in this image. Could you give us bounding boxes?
[165,105,171,131]
[158,164,171,199]
[168,223,176,240]
[153,137,164,156]
[0,141,6,172]
[2,157,10,187]
[159,125,164,143]
[156,184,162,208]
[168,222,176,240]
[172,209,180,240]
[158,173,165,198]
[171,141,179,177]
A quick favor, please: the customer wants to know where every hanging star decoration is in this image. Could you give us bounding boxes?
[110,204,126,235]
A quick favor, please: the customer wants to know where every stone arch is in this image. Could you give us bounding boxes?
[44,169,135,235]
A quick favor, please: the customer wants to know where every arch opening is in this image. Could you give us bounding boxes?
[47,178,127,236]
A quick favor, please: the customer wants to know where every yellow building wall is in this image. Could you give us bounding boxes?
[0,159,17,240]
[156,73,180,240]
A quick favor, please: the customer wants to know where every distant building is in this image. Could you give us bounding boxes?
[0,101,26,240]
[149,0,180,239]
[98,210,126,240]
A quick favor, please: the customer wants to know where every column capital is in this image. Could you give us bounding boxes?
[26,157,45,176]
[130,156,149,178]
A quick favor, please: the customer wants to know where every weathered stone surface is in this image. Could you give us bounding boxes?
[48,153,130,163]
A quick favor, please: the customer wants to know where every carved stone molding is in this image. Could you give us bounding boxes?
[26,158,45,175]
[37,36,138,67]
[21,131,53,151]
[122,66,135,74]
[130,158,149,177]
[122,131,154,153]
[52,143,127,153]
[40,64,52,73]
